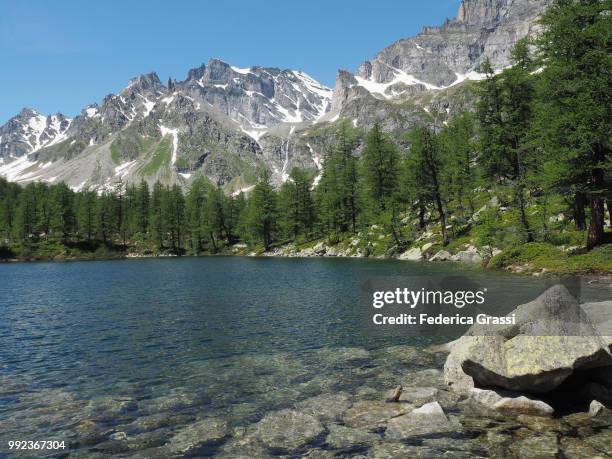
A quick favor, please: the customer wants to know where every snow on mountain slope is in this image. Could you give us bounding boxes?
[0,109,72,162]
[0,59,333,191]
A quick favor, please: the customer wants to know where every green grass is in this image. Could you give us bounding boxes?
[140,137,171,176]
[174,157,189,170]
[488,242,612,275]
[110,144,122,165]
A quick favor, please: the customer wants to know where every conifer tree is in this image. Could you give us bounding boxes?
[536,0,611,249]
[248,170,276,250]
[149,182,165,249]
[361,123,399,213]
[407,126,449,245]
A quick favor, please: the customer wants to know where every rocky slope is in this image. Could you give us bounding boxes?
[0,0,551,193]
[0,60,332,193]
[328,0,551,130]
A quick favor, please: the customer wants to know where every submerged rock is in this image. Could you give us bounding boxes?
[294,392,352,422]
[166,417,229,453]
[509,432,560,458]
[385,401,453,440]
[249,408,324,450]
[325,424,380,450]
[398,386,438,406]
[343,401,407,429]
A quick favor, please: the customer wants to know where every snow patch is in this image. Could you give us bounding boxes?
[114,160,137,179]
[0,155,38,181]
[231,65,251,75]
[232,185,255,196]
[159,125,179,165]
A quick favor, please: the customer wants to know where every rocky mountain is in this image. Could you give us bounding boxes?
[0,0,551,193]
[0,59,332,192]
[329,0,551,129]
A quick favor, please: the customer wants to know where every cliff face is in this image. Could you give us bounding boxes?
[331,0,551,113]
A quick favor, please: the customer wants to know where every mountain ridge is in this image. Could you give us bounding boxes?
[0,0,551,192]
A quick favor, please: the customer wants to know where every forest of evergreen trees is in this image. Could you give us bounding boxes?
[0,0,609,262]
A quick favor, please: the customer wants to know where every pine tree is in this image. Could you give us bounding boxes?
[76,190,96,242]
[315,121,359,237]
[186,177,208,252]
[439,112,477,218]
[536,0,611,249]
[278,168,314,240]
[14,183,38,241]
[165,184,185,254]
[248,170,276,250]
[361,123,399,213]
[477,41,537,243]
[50,182,75,242]
[149,182,165,249]
[407,126,449,246]
[134,180,150,238]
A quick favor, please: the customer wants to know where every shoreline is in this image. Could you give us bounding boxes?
[1,248,611,284]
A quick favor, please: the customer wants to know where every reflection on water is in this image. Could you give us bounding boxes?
[0,257,607,456]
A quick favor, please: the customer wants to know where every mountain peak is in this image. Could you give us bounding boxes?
[126,72,163,92]
[18,107,40,118]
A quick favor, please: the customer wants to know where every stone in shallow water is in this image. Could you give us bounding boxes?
[216,434,272,458]
[508,432,559,458]
[385,402,454,440]
[120,413,195,434]
[583,429,612,455]
[374,345,438,367]
[422,437,485,454]
[294,392,352,422]
[485,430,513,457]
[516,414,572,434]
[249,408,325,451]
[405,368,446,388]
[354,386,380,400]
[398,386,438,405]
[166,417,229,453]
[141,392,196,414]
[368,443,440,458]
[317,347,371,365]
[325,424,380,450]
[468,388,554,417]
[561,437,609,459]
[126,428,172,451]
[343,401,407,429]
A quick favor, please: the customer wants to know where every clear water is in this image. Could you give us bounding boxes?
[0,257,608,456]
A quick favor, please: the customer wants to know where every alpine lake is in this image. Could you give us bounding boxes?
[0,257,610,458]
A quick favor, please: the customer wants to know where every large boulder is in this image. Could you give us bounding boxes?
[399,247,423,261]
[581,301,612,351]
[430,250,452,262]
[444,285,612,395]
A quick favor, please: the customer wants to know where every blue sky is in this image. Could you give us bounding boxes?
[0,0,460,124]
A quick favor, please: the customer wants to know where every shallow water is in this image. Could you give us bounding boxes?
[0,257,608,456]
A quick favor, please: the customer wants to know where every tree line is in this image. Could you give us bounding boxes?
[0,0,609,257]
